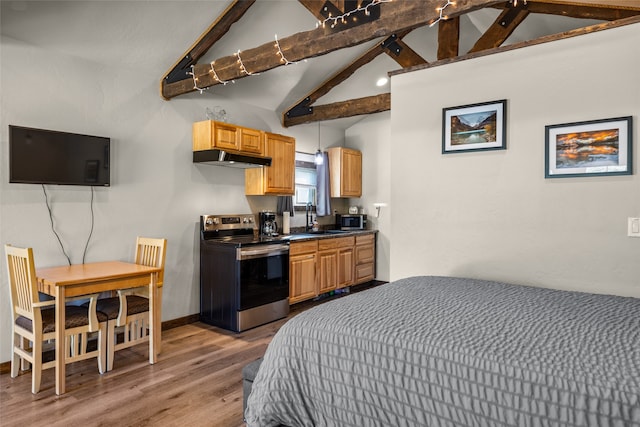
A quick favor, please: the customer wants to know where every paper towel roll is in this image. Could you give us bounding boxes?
[282,212,290,234]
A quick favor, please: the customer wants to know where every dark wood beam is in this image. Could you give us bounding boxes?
[469,6,529,53]
[493,1,640,20]
[162,0,503,100]
[284,93,391,127]
[437,17,460,60]
[160,0,255,98]
[391,15,640,77]
[288,42,387,113]
[382,33,428,68]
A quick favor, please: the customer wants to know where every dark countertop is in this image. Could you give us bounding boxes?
[279,229,376,243]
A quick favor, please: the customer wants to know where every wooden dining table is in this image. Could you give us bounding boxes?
[36,261,162,395]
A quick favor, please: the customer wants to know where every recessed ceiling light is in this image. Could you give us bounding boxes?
[376,77,388,87]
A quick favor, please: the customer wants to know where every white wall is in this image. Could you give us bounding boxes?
[390,23,640,295]
[345,112,391,281]
[0,33,342,363]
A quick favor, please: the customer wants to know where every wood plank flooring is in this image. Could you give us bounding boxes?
[0,318,283,427]
[0,282,385,427]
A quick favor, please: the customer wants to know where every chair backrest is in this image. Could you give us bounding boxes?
[134,237,167,285]
[5,245,38,321]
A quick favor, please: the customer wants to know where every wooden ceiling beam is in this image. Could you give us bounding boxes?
[162,0,503,100]
[437,17,461,60]
[469,6,529,53]
[284,93,391,127]
[160,0,255,98]
[493,1,640,20]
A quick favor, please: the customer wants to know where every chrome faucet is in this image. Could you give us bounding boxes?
[305,202,313,232]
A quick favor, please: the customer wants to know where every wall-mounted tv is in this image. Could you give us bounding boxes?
[9,125,110,186]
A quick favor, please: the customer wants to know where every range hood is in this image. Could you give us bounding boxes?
[193,149,272,169]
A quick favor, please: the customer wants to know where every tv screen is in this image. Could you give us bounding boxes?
[9,125,110,186]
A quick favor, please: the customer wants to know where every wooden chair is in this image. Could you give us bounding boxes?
[96,237,166,371]
[6,244,107,394]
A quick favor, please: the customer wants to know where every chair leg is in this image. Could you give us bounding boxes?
[11,332,21,378]
[107,320,115,372]
[31,338,43,394]
[98,324,107,374]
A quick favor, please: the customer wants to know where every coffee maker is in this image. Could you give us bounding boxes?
[259,211,278,237]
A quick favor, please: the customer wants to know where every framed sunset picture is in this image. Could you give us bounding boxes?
[545,116,632,178]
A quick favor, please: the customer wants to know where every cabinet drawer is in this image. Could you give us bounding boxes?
[318,236,354,251]
[355,244,374,265]
[290,240,318,255]
[355,263,374,283]
[355,234,374,246]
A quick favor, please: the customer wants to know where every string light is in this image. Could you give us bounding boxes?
[316,0,392,29]
[235,50,260,76]
[429,0,456,28]
[188,65,208,94]
[192,0,393,94]
[209,61,234,85]
[275,34,298,65]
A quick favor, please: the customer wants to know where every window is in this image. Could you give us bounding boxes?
[294,152,316,207]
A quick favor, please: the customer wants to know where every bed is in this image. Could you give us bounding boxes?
[244,276,640,426]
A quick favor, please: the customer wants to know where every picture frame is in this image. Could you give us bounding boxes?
[442,99,506,154]
[545,116,632,178]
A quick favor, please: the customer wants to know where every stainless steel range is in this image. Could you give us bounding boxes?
[199,214,289,332]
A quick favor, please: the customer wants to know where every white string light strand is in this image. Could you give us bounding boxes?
[188,65,208,94]
[209,61,234,85]
[235,50,260,76]
[274,34,297,65]
[429,0,456,28]
[316,0,393,29]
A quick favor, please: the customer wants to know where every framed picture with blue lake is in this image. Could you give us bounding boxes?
[545,116,632,178]
[442,99,506,154]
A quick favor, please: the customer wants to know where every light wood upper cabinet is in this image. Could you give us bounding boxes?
[245,132,295,195]
[193,120,265,155]
[239,127,263,155]
[328,147,362,198]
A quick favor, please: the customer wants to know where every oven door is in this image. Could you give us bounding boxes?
[237,243,289,311]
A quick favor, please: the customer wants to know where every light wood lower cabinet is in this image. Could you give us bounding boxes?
[289,233,374,304]
[289,241,318,304]
[354,234,375,284]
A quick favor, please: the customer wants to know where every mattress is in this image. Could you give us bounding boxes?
[245,276,640,426]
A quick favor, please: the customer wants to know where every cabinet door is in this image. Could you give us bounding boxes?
[290,253,317,304]
[341,149,362,197]
[264,133,295,195]
[317,250,337,294]
[239,127,263,155]
[337,247,354,289]
[213,122,240,151]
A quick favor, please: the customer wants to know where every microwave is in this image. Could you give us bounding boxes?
[336,214,367,230]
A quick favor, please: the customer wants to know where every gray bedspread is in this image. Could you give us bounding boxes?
[245,276,640,426]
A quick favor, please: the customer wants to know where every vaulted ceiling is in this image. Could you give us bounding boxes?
[160,0,640,127]
[2,1,638,131]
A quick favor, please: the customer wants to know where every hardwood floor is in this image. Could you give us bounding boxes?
[0,319,282,427]
[0,281,385,427]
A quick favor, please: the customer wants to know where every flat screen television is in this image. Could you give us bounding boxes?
[9,125,110,186]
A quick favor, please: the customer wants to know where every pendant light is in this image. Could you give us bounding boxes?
[315,122,323,165]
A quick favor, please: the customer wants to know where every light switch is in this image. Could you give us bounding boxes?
[628,217,640,238]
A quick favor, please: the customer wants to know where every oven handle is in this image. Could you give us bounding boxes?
[237,244,290,261]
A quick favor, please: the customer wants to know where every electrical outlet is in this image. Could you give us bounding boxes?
[628,217,640,238]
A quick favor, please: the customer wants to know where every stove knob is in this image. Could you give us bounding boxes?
[205,217,214,226]
[212,218,219,225]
